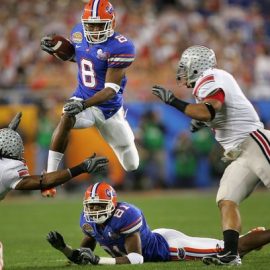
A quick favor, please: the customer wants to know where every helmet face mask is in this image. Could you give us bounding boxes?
[82,0,115,44]
[83,182,117,224]
[177,45,217,87]
[0,128,24,160]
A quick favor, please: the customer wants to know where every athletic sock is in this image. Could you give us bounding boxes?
[47,150,64,172]
[221,229,239,255]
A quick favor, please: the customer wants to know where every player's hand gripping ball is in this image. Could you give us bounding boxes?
[41,35,75,61]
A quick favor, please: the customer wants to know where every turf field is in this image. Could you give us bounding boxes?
[1,189,270,270]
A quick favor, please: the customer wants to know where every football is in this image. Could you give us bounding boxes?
[52,35,75,61]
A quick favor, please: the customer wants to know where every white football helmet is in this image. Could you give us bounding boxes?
[0,128,24,160]
[83,182,117,224]
[177,45,217,87]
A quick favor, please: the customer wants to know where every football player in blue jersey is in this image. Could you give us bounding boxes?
[40,0,139,197]
[47,182,270,265]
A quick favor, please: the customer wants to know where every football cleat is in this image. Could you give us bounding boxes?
[202,251,242,266]
[41,188,57,198]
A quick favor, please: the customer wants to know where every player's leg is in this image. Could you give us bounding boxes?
[153,228,224,261]
[47,102,96,173]
[0,241,3,270]
[204,158,259,265]
[249,129,270,189]
[238,228,270,257]
[44,103,95,197]
[97,107,139,171]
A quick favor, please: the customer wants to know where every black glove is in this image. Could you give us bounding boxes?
[63,100,86,116]
[40,35,57,55]
[46,231,66,251]
[81,153,109,174]
[68,248,100,265]
[152,85,176,104]
[190,119,207,133]
[79,248,100,265]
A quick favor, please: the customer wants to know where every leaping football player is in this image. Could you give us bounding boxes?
[47,182,270,265]
[151,45,270,265]
[40,0,139,197]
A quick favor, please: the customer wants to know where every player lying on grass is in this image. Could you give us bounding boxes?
[0,113,108,201]
[46,182,270,265]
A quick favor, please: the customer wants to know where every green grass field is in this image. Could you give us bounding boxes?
[1,189,270,270]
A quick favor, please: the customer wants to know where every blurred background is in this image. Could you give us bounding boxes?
[1,0,270,193]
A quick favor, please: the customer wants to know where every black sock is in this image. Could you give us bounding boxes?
[222,230,239,255]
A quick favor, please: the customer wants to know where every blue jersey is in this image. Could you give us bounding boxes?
[80,202,170,262]
[70,24,135,119]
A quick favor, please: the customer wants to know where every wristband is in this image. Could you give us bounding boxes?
[170,98,189,113]
[68,164,84,177]
[98,257,116,265]
[204,102,216,120]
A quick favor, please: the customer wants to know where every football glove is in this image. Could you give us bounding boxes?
[77,248,100,265]
[63,100,86,116]
[190,119,207,133]
[40,35,57,55]
[46,231,66,251]
[81,153,109,174]
[152,85,176,105]
[65,248,100,265]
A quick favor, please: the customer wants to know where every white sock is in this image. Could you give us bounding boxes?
[47,150,64,172]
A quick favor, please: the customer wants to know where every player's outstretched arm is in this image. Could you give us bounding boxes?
[152,85,222,122]
[14,154,108,190]
[80,232,144,265]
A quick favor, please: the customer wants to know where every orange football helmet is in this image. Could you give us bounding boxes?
[81,0,116,44]
[83,182,117,224]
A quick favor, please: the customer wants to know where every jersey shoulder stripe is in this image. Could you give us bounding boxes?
[120,216,142,234]
[193,75,215,97]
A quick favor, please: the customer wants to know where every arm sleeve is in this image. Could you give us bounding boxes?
[3,161,29,189]
[118,206,143,235]
[203,89,225,103]
[193,74,224,99]
[108,38,136,68]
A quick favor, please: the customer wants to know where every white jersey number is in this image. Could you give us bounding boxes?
[80,59,96,88]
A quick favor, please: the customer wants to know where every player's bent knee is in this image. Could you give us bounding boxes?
[123,160,139,171]
[126,253,144,264]
[114,145,139,171]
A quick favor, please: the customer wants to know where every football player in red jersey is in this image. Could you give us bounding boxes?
[41,0,139,198]
[152,45,270,266]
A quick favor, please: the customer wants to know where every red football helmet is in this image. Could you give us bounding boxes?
[81,0,116,44]
[83,182,117,224]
